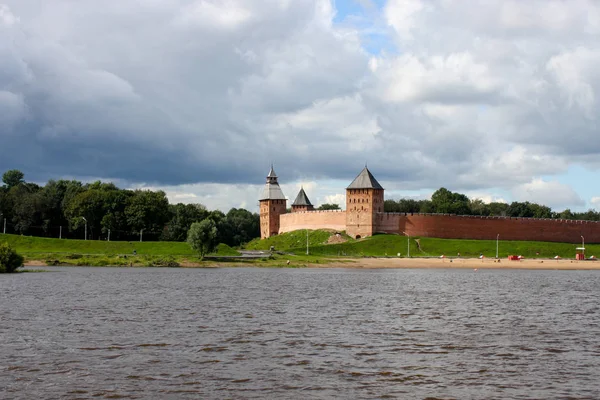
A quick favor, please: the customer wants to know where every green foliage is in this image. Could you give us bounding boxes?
[221,208,260,246]
[125,190,170,234]
[0,242,24,273]
[187,220,218,259]
[317,203,341,210]
[431,188,470,215]
[2,169,24,189]
[162,203,208,241]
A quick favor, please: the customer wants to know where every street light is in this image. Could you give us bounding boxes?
[81,217,87,240]
[402,231,410,258]
[496,234,500,259]
[82,217,87,241]
[306,229,309,255]
[140,229,144,242]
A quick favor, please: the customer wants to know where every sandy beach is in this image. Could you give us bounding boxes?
[310,257,600,270]
[23,257,600,270]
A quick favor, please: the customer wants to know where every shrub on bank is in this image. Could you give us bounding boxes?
[0,242,24,273]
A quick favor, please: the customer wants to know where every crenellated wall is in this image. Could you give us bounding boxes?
[278,211,600,243]
[378,213,600,243]
[279,210,347,233]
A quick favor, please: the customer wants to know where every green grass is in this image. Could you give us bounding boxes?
[3,230,597,268]
[245,229,351,251]
[210,243,241,256]
[0,233,195,256]
[249,231,599,259]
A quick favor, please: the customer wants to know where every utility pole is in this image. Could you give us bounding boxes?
[82,217,87,241]
[59,226,62,239]
[496,233,499,258]
[306,229,309,255]
[140,229,143,242]
[108,229,111,242]
[403,231,410,258]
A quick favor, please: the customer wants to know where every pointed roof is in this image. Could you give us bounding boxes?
[292,187,312,206]
[260,165,286,201]
[347,167,384,190]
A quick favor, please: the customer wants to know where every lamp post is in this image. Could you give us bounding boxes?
[140,229,143,242]
[496,234,499,259]
[402,231,410,258]
[82,217,87,241]
[306,229,309,255]
[581,235,585,257]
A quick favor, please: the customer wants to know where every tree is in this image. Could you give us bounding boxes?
[318,203,341,210]
[487,202,509,217]
[224,208,260,246]
[506,201,535,218]
[162,203,208,241]
[2,170,24,189]
[0,243,24,273]
[187,219,218,259]
[431,188,470,215]
[125,190,170,237]
[468,199,489,216]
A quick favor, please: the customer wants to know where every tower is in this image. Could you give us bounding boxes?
[345,167,384,239]
[291,187,314,213]
[259,165,287,239]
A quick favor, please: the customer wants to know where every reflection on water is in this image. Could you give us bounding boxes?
[2,267,600,399]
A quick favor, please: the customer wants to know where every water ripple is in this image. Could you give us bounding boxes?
[2,267,600,399]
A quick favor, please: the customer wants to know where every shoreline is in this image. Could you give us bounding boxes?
[305,257,600,270]
[23,257,600,270]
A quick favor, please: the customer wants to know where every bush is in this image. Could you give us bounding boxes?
[0,243,24,273]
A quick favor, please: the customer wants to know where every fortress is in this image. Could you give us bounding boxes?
[259,166,600,243]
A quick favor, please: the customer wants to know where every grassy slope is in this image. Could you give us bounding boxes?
[2,231,596,263]
[248,231,598,259]
[245,230,337,251]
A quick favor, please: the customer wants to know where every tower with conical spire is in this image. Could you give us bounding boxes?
[259,165,287,238]
[345,166,384,238]
[291,187,314,213]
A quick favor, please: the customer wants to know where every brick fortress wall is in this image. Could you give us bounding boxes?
[377,213,600,243]
[279,210,347,234]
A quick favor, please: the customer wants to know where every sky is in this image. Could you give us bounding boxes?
[2,0,600,213]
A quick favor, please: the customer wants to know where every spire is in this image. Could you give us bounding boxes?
[347,166,384,190]
[292,187,313,206]
[260,165,286,200]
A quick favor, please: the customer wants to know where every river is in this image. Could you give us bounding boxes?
[1,267,600,399]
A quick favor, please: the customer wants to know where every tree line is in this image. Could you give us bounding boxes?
[384,187,600,220]
[0,169,260,245]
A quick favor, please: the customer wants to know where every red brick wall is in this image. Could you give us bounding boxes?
[279,210,346,234]
[381,214,600,243]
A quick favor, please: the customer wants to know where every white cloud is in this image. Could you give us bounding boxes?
[512,179,585,209]
[2,0,600,212]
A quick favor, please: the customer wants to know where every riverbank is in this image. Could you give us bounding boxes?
[305,257,600,270]
[24,256,600,270]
